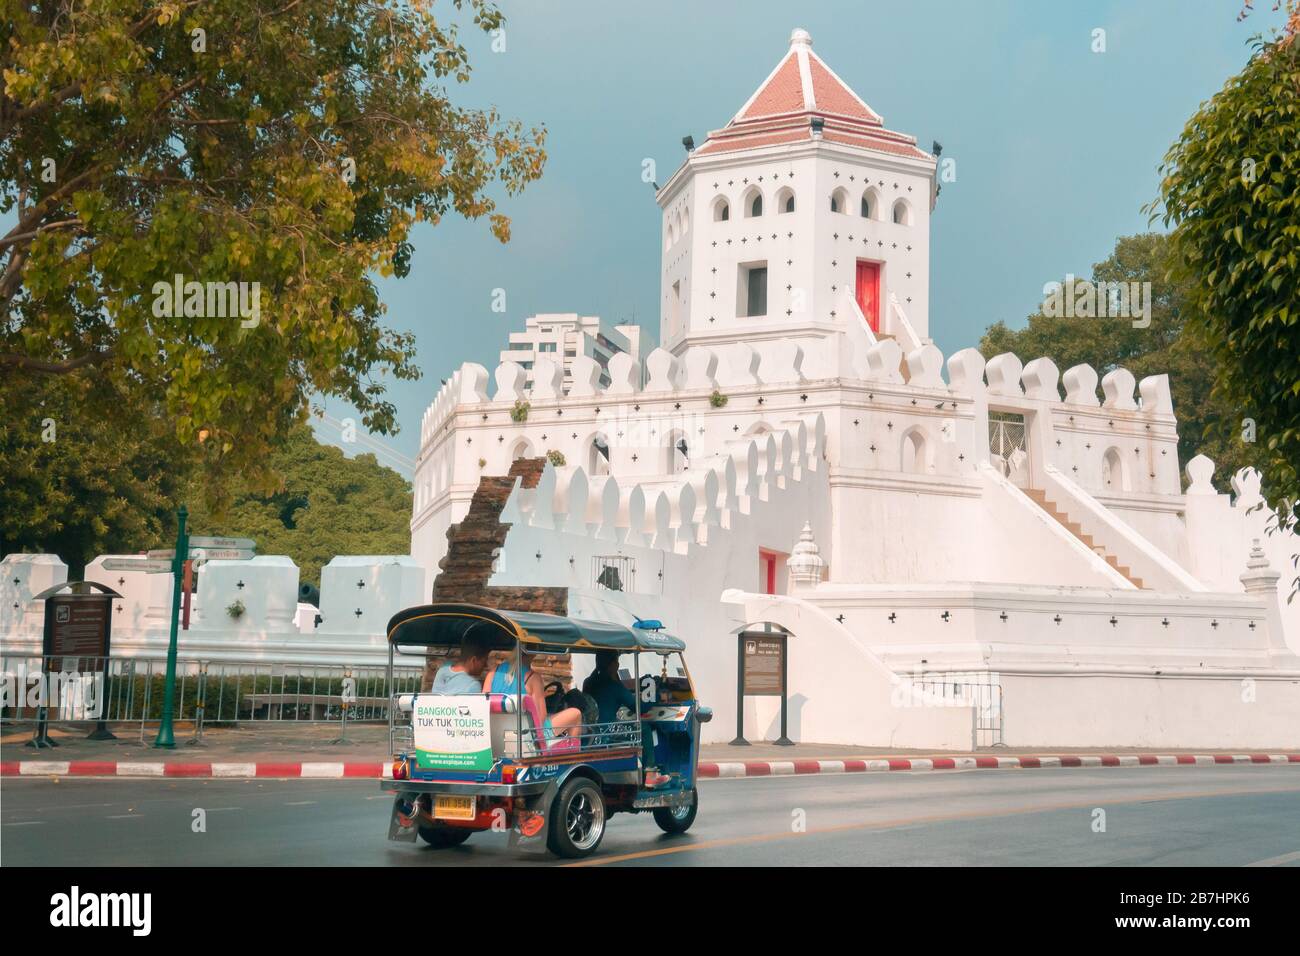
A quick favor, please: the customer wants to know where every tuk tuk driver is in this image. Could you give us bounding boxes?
[581,650,637,724]
[582,650,668,788]
[482,652,583,742]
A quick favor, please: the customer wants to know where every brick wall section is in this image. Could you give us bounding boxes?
[420,458,572,690]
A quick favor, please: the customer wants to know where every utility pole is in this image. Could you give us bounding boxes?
[153,505,189,748]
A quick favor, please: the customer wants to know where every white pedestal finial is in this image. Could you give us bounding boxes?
[790,28,812,49]
[1238,539,1296,663]
[788,521,825,587]
[1240,538,1279,593]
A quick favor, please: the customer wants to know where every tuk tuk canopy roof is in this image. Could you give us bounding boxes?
[386,603,686,653]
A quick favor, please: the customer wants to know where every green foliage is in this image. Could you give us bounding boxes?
[225,599,245,619]
[1,1,546,511]
[709,390,729,408]
[546,449,565,467]
[979,233,1251,489]
[185,423,413,587]
[510,400,530,422]
[1152,36,1299,536]
[0,373,186,575]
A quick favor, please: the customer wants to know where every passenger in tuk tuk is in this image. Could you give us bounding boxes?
[430,632,491,694]
[481,653,583,743]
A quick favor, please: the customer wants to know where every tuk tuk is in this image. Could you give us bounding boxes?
[381,603,712,859]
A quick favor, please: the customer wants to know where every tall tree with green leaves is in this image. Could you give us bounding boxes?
[185,423,412,588]
[0,372,186,576]
[1151,30,1299,542]
[1,0,545,510]
[979,233,1249,488]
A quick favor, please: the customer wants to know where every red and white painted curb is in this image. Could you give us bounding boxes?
[697,753,1300,778]
[0,760,391,779]
[1,753,1297,779]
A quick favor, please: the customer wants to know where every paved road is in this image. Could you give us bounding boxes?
[3,768,1297,866]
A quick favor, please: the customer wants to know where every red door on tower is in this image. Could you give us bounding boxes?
[759,550,778,595]
[856,261,880,333]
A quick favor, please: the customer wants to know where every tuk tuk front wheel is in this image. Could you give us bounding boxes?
[547,776,607,858]
[652,789,698,834]
[418,824,472,849]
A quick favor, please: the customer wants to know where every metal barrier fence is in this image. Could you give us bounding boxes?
[912,673,1005,749]
[1,655,425,739]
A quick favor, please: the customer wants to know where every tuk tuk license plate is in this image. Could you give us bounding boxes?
[433,795,476,820]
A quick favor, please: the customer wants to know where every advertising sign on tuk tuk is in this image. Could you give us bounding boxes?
[413,695,492,772]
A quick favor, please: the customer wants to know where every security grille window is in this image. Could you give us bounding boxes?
[988,410,1027,477]
[592,555,636,592]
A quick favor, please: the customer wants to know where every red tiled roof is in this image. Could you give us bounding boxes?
[696,129,810,156]
[806,55,878,121]
[698,29,929,164]
[739,52,805,120]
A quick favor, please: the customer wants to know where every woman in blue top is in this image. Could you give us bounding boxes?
[482,654,583,743]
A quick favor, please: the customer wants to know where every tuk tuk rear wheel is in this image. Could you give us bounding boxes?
[652,789,698,834]
[547,776,607,858]
[418,824,472,849]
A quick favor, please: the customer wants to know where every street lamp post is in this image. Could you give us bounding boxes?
[154,505,189,748]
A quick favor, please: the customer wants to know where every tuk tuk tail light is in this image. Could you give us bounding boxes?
[392,758,409,781]
[501,764,517,784]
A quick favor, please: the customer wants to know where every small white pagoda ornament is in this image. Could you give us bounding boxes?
[788,522,825,586]
[1239,538,1280,595]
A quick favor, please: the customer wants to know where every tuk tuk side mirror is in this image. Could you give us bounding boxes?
[696,705,713,723]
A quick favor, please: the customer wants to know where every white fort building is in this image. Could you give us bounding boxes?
[4,30,1297,750]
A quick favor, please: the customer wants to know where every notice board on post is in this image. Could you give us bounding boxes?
[741,634,785,697]
[37,581,120,672]
[731,623,793,746]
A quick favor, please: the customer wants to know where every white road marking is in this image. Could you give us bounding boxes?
[1244,849,1300,867]
[285,801,317,806]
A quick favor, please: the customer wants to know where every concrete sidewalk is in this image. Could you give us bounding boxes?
[3,723,1297,777]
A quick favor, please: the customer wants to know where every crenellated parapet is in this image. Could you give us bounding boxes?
[943,348,1183,499]
[413,335,1191,529]
[484,413,827,562]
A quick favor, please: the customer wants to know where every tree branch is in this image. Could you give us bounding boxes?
[0,348,116,375]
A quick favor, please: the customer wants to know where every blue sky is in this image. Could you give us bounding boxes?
[322,0,1288,470]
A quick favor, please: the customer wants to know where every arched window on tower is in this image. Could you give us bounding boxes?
[713,196,729,222]
[1102,447,1129,491]
[510,438,534,462]
[862,186,881,219]
[892,199,912,225]
[830,187,849,214]
[744,187,763,218]
[776,187,795,213]
[901,428,929,474]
